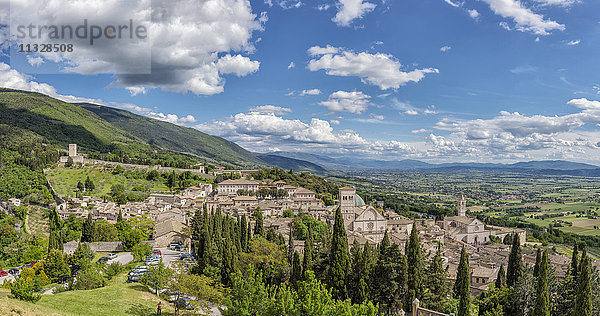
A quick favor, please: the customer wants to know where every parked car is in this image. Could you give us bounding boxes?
[175,297,194,310]
[153,249,162,255]
[129,267,149,276]
[71,268,80,277]
[179,253,193,260]
[97,257,109,263]
[8,268,19,275]
[107,253,117,260]
[0,270,8,277]
[58,275,73,283]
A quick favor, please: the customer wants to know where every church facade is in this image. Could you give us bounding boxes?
[338,187,387,243]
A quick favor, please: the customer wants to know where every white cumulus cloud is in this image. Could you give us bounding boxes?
[482,0,565,35]
[299,89,322,96]
[332,0,376,27]
[320,90,371,114]
[308,46,439,90]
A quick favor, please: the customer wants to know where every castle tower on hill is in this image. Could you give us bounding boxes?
[339,186,356,229]
[458,194,467,217]
[69,144,77,157]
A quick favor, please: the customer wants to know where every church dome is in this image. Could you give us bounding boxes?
[355,194,366,207]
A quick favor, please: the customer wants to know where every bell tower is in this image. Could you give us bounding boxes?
[458,194,467,217]
[339,187,356,229]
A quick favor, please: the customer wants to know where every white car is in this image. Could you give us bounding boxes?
[107,253,117,260]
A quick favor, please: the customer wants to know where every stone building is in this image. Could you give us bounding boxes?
[338,187,387,243]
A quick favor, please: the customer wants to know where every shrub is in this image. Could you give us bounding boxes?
[74,264,106,290]
[105,262,122,280]
[131,243,153,262]
[10,277,42,303]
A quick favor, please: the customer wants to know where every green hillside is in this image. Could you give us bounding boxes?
[77,102,264,167]
[0,89,263,168]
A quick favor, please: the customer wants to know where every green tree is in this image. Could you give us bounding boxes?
[140,261,170,295]
[533,249,550,316]
[240,215,248,252]
[455,246,470,316]
[94,220,118,241]
[288,227,295,264]
[302,226,314,273]
[405,222,423,312]
[495,264,506,288]
[254,209,264,237]
[424,246,449,311]
[327,207,349,300]
[44,249,71,281]
[371,231,406,314]
[290,250,302,286]
[81,213,95,242]
[84,176,95,191]
[166,170,177,191]
[10,277,42,303]
[573,255,592,316]
[68,242,95,269]
[533,248,542,278]
[570,243,579,278]
[507,233,523,288]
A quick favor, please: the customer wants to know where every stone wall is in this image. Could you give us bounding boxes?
[63,241,124,254]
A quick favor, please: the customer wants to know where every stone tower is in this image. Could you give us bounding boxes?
[458,194,467,217]
[339,187,356,229]
[68,144,77,157]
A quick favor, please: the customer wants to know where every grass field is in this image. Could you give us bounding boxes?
[46,166,169,198]
[0,271,178,315]
[26,207,49,237]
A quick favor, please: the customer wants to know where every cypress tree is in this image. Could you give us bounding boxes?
[424,245,449,311]
[506,233,523,287]
[302,226,313,273]
[117,209,123,223]
[240,215,248,252]
[573,255,592,316]
[570,243,579,278]
[455,246,470,316]
[254,209,264,237]
[405,222,423,312]
[246,222,252,245]
[287,227,294,264]
[290,250,302,286]
[534,248,542,278]
[81,214,94,242]
[578,247,587,276]
[533,249,550,316]
[327,207,349,300]
[348,239,363,303]
[495,264,506,288]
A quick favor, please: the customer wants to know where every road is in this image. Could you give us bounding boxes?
[109,252,133,265]
[156,248,183,267]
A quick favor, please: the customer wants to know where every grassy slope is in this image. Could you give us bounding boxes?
[46,166,169,197]
[0,89,139,152]
[77,102,264,167]
[0,272,176,315]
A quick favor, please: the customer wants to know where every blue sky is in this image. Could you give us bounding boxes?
[2,0,600,163]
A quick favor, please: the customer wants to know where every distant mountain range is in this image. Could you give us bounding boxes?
[265,151,600,176]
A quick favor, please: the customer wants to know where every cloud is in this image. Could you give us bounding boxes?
[317,4,331,11]
[299,89,322,96]
[287,62,295,69]
[195,110,415,154]
[428,99,600,158]
[265,0,302,9]
[370,113,384,120]
[332,0,376,27]
[443,0,461,7]
[146,112,198,125]
[249,105,293,114]
[412,128,431,134]
[468,9,480,19]
[27,56,44,67]
[319,90,371,114]
[308,46,439,90]
[510,65,536,74]
[216,54,260,77]
[567,40,580,46]
[440,46,452,52]
[404,110,419,115]
[8,0,264,95]
[567,98,600,109]
[482,0,565,35]
[423,109,438,115]
[329,119,340,125]
[534,0,579,7]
